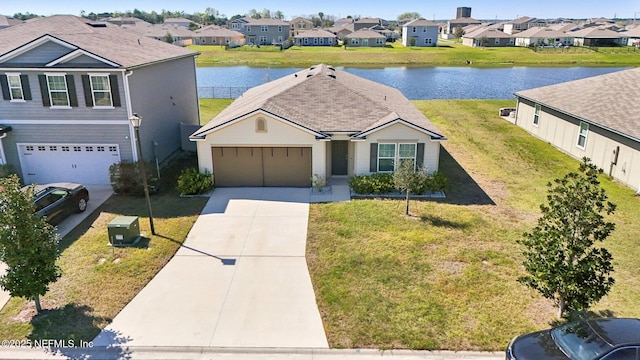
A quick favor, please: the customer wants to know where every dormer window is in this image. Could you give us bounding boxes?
[256,117,267,132]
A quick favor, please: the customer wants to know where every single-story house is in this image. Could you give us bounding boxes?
[623,26,640,47]
[163,17,195,28]
[513,68,640,193]
[326,23,354,40]
[190,64,446,187]
[344,28,386,47]
[571,27,627,47]
[462,28,513,47]
[294,29,337,46]
[0,15,200,185]
[194,27,245,47]
[0,15,22,29]
[514,27,574,47]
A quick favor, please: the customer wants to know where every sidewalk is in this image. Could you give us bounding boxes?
[0,347,505,360]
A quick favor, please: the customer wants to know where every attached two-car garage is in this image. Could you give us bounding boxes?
[212,147,311,187]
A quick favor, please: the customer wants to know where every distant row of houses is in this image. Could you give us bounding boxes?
[458,17,640,48]
[2,13,639,49]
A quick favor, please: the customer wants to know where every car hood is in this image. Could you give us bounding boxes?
[509,329,568,360]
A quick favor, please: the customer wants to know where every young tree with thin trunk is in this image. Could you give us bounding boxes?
[518,158,616,318]
[0,175,61,312]
[393,161,429,216]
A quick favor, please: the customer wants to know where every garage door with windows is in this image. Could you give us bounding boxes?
[19,143,121,185]
[212,147,311,187]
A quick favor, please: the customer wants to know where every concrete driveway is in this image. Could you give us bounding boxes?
[0,185,113,311]
[93,187,329,348]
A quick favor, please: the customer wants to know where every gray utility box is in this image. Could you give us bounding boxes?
[108,216,140,246]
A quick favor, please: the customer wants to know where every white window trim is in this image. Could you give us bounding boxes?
[45,72,71,109]
[577,122,589,150]
[5,72,25,102]
[261,25,268,32]
[533,104,540,126]
[377,143,396,172]
[377,143,418,172]
[88,73,114,109]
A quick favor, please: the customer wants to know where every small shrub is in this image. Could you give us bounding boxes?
[349,173,395,194]
[177,168,213,195]
[311,174,326,192]
[425,171,447,191]
[109,161,158,196]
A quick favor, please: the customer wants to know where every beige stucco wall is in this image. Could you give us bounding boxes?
[354,122,441,175]
[516,101,640,192]
[195,113,327,178]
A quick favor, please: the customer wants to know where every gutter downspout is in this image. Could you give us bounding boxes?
[0,133,7,165]
[123,70,139,161]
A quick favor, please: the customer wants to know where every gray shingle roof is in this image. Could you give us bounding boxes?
[571,27,622,38]
[192,64,445,140]
[294,29,336,39]
[515,68,640,141]
[0,15,197,68]
[403,19,439,27]
[344,28,386,39]
[514,27,569,38]
[464,28,512,39]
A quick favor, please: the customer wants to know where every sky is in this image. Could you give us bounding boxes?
[2,0,639,21]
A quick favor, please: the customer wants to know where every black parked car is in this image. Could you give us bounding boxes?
[506,318,640,360]
[26,183,90,225]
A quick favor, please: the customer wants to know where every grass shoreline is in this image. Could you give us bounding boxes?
[191,42,640,68]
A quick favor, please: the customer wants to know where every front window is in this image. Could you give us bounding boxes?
[47,74,69,107]
[7,74,23,101]
[398,143,417,170]
[577,122,589,149]
[376,38,385,45]
[259,36,267,44]
[89,75,112,107]
[350,38,359,45]
[377,143,396,172]
[533,104,540,125]
[412,27,417,33]
[277,35,283,42]
[261,25,268,32]
[278,26,283,32]
[246,25,251,32]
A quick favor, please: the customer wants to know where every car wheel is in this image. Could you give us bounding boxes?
[77,198,88,213]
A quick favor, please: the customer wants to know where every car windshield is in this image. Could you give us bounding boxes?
[552,322,612,360]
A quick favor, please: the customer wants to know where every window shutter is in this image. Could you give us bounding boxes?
[109,75,121,107]
[369,143,378,172]
[38,75,51,107]
[416,143,425,168]
[66,75,78,107]
[0,75,9,100]
[20,75,31,100]
[81,75,93,107]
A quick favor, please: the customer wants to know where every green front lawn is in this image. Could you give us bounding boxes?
[307,100,640,350]
[0,155,208,341]
[191,43,640,67]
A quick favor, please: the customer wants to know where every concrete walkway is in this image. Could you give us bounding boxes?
[94,187,331,348]
[0,185,113,311]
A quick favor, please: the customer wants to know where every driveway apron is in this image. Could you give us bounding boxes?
[93,187,329,348]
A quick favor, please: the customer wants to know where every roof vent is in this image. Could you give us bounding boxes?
[87,22,107,28]
[327,66,335,71]
[326,72,336,79]
[307,73,313,78]
[309,66,316,70]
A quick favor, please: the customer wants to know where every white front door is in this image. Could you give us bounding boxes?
[19,143,121,185]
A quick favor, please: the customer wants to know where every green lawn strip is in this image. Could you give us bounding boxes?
[191,43,640,67]
[200,98,233,124]
[0,156,208,341]
[307,99,640,350]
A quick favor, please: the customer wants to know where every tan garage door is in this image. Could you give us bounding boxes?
[212,147,312,187]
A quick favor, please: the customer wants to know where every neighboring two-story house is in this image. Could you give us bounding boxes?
[289,17,314,37]
[402,19,439,47]
[0,15,200,185]
[228,17,289,45]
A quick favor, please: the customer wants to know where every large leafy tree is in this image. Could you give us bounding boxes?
[0,175,61,312]
[518,159,616,318]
